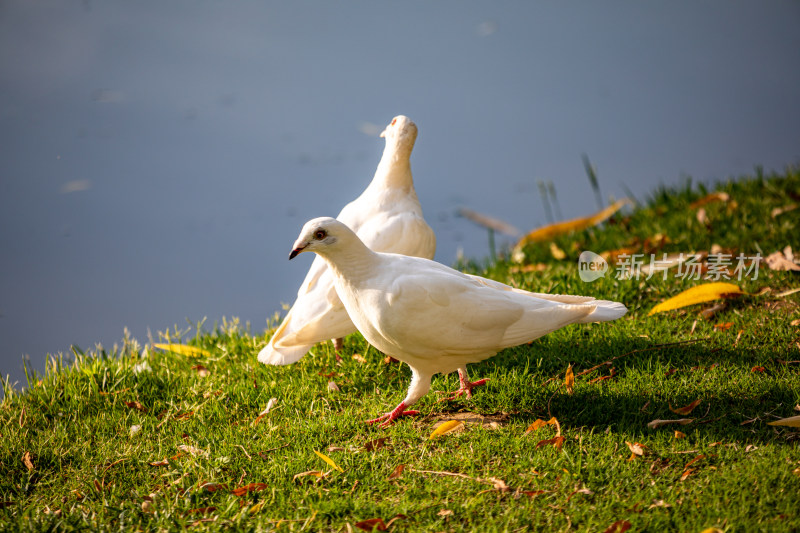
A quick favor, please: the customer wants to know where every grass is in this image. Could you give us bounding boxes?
[1,167,799,532]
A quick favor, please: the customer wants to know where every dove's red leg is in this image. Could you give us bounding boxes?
[332,338,343,362]
[441,368,488,401]
[365,402,420,428]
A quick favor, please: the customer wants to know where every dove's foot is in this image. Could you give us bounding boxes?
[441,376,489,402]
[366,402,419,428]
[332,338,344,362]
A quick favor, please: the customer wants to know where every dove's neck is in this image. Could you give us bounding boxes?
[368,141,414,191]
[318,235,379,283]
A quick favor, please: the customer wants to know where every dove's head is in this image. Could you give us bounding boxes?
[290,217,356,260]
[380,115,417,149]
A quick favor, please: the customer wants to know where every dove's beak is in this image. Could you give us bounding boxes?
[379,128,387,138]
[289,246,304,260]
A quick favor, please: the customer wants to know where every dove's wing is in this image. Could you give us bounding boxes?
[355,257,596,370]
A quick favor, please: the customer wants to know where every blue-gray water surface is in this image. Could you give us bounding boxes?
[1,2,799,393]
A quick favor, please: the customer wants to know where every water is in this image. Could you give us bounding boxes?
[1,2,799,393]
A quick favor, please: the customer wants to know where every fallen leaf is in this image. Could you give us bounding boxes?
[231,483,267,497]
[670,399,702,415]
[768,415,800,428]
[647,418,694,429]
[713,322,733,331]
[790,319,800,327]
[437,509,453,517]
[352,354,367,363]
[515,198,631,248]
[327,381,340,392]
[191,365,210,377]
[124,400,147,412]
[550,242,566,260]
[253,398,278,426]
[745,444,758,452]
[313,450,344,472]
[364,438,388,452]
[772,203,798,218]
[524,417,559,434]
[699,529,724,533]
[649,499,672,509]
[535,436,565,450]
[489,477,510,492]
[200,483,227,493]
[173,411,194,421]
[387,464,405,480]
[602,520,632,533]
[177,444,207,457]
[152,343,211,358]
[354,518,387,532]
[649,282,744,316]
[566,488,594,502]
[184,506,216,516]
[22,452,34,471]
[428,420,464,439]
[690,192,730,209]
[626,441,646,457]
[680,469,694,481]
[520,490,548,498]
[293,470,325,482]
[674,430,686,439]
[765,251,800,272]
[564,364,574,394]
[149,459,170,467]
[751,366,766,373]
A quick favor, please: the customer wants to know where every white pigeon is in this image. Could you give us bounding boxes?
[288,217,628,427]
[258,116,436,366]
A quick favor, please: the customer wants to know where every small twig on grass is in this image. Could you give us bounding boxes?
[235,445,252,461]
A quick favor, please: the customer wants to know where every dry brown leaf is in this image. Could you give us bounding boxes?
[184,506,216,516]
[670,399,702,415]
[684,454,706,469]
[352,354,367,363]
[22,451,34,471]
[647,418,694,429]
[649,282,743,316]
[680,469,694,481]
[674,430,687,439]
[772,203,798,218]
[437,509,453,517]
[177,444,207,457]
[524,417,559,435]
[768,415,800,428]
[327,381,340,392]
[713,322,733,331]
[124,400,147,412]
[649,499,672,509]
[387,464,405,480]
[751,366,766,373]
[364,438,388,452]
[765,250,800,272]
[253,397,278,426]
[231,483,267,497]
[200,483,227,493]
[520,490,548,498]
[689,191,729,209]
[566,488,595,502]
[602,520,632,533]
[535,436,565,450]
[790,319,800,327]
[354,518,387,532]
[149,459,170,467]
[191,365,210,377]
[564,364,574,394]
[173,411,194,421]
[626,441,646,457]
[489,477,510,492]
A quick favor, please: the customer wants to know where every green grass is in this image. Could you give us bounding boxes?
[2,168,799,532]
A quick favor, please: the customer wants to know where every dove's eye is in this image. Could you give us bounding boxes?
[314,230,327,240]
[391,118,397,126]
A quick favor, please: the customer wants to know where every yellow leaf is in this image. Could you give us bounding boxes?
[428,420,464,439]
[313,450,344,472]
[524,417,558,434]
[674,430,686,439]
[564,364,574,395]
[515,198,631,248]
[248,501,265,515]
[767,415,800,428]
[670,399,701,415]
[648,282,743,316]
[699,528,724,533]
[152,343,212,358]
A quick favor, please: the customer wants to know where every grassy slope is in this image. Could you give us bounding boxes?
[1,168,799,532]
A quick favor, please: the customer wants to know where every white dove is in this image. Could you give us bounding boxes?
[288,217,628,427]
[258,116,436,365]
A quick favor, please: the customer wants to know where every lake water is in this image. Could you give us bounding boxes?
[1,2,799,393]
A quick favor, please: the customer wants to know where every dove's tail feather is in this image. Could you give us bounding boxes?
[258,341,312,366]
[577,300,628,323]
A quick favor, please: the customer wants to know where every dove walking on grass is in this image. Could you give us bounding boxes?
[258,116,436,366]
[288,217,628,427]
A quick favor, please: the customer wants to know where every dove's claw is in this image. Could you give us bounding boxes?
[441,377,489,401]
[366,402,419,427]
